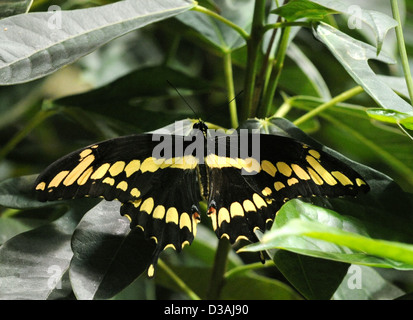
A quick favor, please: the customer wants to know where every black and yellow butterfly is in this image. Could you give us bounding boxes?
[34,119,369,277]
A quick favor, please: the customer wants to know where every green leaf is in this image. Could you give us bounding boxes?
[52,66,218,132]
[70,200,155,300]
[241,200,413,270]
[366,108,413,126]
[0,0,32,18]
[313,22,413,114]
[333,265,405,300]
[311,0,397,54]
[0,199,98,299]
[273,250,349,300]
[0,0,195,84]
[176,0,253,51]
[271,0,338,22]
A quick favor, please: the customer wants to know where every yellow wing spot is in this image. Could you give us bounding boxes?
[243,199,256,212]
[242,157,261,173]
[48,170,70,188]
[235,235,249,242]
[77,167,94,186]
[170,155,198,170]
[130,188,141,198]
[309,149,321,159]
[218,207,230,227]
[274,181,285,191]
[192,213,199,237]
[306,156,337,186]
[102,177,115,186]
[307,167,324,185]
[262,187,272,196]
[276,162,292,177]
[356,178,366,186]
[166,207,179,225]
[140,157,159,173]
[220,233,230,240]
[63,154,95,186]
[164,243,176,251]
[141,197,154,214]
[287,177,299,186]
[132,199,142,208]
[261,160,277,177]
[148,264,155,278]
[291,164,310,180]
[153,205,166,220]
[210,211,217,231]
[79,148,92,160]
[331,171,353,186]
[35,181,46,191]
[181,240,190,249]
[123,214,132,222]
[124,160,140,177]
[91,163,110,180]
[109,161,125,177]
[253,193,267,209]
[179,212,192,231]
[230,202,244,218]
[116,181,128,191]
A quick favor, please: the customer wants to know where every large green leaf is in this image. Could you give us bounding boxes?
[241,200,413,269]
[313,22,413,114]
[0,0,195,85]
[70,200,155,300]
[333,265,405,300]
[0,199,98,299]
[176,0,253,52]
[311,0,397,54]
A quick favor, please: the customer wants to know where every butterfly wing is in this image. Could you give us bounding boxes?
[205,133,369,244]
[34,133,202,277]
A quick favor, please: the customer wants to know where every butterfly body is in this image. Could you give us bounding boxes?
[34,119,369,277]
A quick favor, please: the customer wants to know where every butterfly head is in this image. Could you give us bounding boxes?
[192,120,208,138]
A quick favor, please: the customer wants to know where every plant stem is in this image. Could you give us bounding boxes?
[0,109,56,162]
[192,5,250,41]
[263,21,310,33]
[293,86,364,126]
[259,26,291,118]
[206,237,231,299]
[391,0,413,106]
[223,51,238,128]
[242,0,266,120]
[157,259,201,300]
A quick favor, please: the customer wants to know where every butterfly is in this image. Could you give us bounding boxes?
[34,119,369,277]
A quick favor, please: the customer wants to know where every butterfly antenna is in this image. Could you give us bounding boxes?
[167,80,201,121]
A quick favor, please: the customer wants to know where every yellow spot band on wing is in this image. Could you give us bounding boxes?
[218,207,230,227]
[153,205,166,219]
[124,160,140,177]
[274,181,285,191]
[77,167,94,186]
[35,181,46,191]
[91,163,110,180]
[179,212,192,232]
[63,154,95,186]
[306,156,337,185]
[141,197,154,214]
[166,207,179,224]
[291,164,310,180]
[276,162,292,177]
[48,170,70,188]
[109,161,125,177]
[261,160,277,177]
[230,202,244,218]
[331,171,353,186]
[116,181,128,191]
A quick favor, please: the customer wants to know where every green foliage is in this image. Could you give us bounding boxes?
[0,0,413,300]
